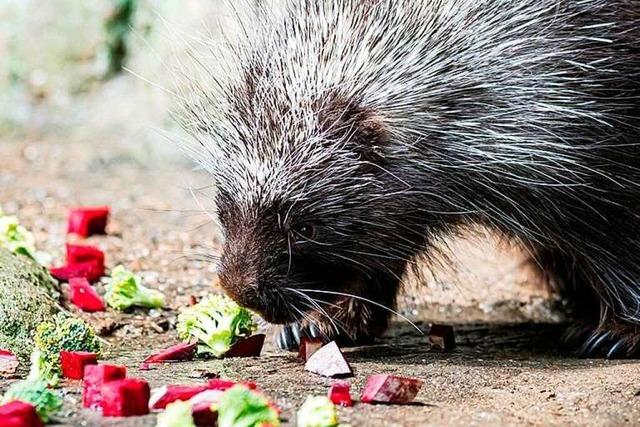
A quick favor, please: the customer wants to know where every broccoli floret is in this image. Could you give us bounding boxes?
[33,313,101,385]
[297,396,339,427]
[105,265,165,310]
[215,385,280,427]
[156,400,196,427]
[0,210,51,266]
[27,349,59,385]
[2,377,63,422]
[176,294,257,357]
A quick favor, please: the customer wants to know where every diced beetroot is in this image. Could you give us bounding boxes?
[149,385,209,410]
[328,382,352,407]
[209,378,257,392]
[360,374,424,404]
[224,334,265,357]
[0,401,44,427]
[143,342,198,364]
[61,351,98,379]
[304,341,352,378]
[0,349,19,375]
[149,379,245,411]
[206,378,238,390]
[66,244,105,278]
[298,337,324,362]
[428,324,456,351]
[50,262,99,282]
[82,364,127,410]
[192,400,218,427]
[67,206,110,237]
[68,278,105,312]
[101,378,150,417]
[189,389,224,406]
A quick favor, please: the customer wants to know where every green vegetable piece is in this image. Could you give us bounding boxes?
[27,349,59,386]
[177,294,257,357]
[297,396,339,427]
[105,265,165,310]
[2,377,63,422]
[33,313,101,385]
[216,385,280,427]
[0,210,51,265]
[156,400,196,427]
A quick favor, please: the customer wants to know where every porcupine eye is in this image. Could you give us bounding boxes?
[292,223,316,242]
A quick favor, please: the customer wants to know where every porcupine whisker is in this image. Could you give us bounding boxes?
[287,287,342,311]
[286,287,345,336]
[175,251,222,270]
[297,289,424,335]
[188,185,220,228]
[287,288,343,336]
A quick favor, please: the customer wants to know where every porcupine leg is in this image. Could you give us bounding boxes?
[535,248,640,358]
[276,268,402,351]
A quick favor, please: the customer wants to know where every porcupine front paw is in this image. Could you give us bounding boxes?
[274,320,374,351]
[274,281,398,351]
[562,321,640,359]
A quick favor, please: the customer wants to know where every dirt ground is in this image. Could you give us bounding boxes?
[1,138,640,426]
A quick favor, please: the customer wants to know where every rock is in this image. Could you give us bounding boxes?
[0,248,60,362]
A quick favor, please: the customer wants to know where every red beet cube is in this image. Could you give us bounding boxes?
[68,278,105,312]
[60,351,98,379]
[50,262,99,282]
[360,374,424,404]
[0,401,43,427]
[428,324,456,351]
[189,389,224,406]
[207,378,241,390]
[328,382,352,407]
[304,341,352,378]
[82,364,127,410]
[0,349,19,375]
[298,337,324,361]
[224,334,265,357]
[101,378,150,417]
[67,206,110,237]
[149,385,209,410]
[66,244,105,278]
[192,400,218,427]
[144,342,198,364]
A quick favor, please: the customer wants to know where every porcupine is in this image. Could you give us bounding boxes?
[176,0,640,358]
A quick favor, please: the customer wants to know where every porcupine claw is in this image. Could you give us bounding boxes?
[275,322,324,351]
[562,323,640,359]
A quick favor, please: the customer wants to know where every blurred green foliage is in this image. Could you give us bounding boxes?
[0,0,225,139]
[104,0,137,77]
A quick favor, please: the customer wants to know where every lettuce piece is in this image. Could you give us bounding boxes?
[297,396,339,427]
[215,385,279,427]
[177,295,257,357]
[2,377,63,422]
[105,265,165,310]
[156,400,196,427]
[0,210,52,266]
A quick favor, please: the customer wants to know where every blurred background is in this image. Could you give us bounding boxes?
[0,0,220,151]
[0,0,561,324]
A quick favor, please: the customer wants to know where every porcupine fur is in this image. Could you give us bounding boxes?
[176,0,640,358]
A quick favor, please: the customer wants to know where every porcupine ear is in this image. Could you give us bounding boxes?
[317,95,389,165]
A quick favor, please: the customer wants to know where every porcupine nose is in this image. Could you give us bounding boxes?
[217,249,263,312]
